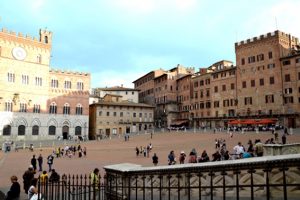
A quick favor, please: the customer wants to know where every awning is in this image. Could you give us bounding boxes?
[171,120,188,126]
[228,120,241,125]
[257,119,277,124]
[240,119,259,125]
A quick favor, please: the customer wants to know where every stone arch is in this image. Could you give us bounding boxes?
[61,119,71,127]
[73,119,83,128]
[15,117,28,127]
[31,118,41,127]
[47,118,58,127]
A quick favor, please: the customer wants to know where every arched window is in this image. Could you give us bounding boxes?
[49,126,56,135]
[63,103,70,115]
[5,101,13,112]
[64,79,72,89]
[49,102,57,114]
[32,125,39,135]
[51,77,59,88]
[76,104,83,115]
[18,125,26,135]
[37,54,42,63]
[77,81,84,90]
[75,126,82,135]
[3,125,11,136]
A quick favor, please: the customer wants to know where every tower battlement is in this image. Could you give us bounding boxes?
[0,27,52,45]
[235,30,299,47]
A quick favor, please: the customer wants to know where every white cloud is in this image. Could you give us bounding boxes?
[91,70,137,88]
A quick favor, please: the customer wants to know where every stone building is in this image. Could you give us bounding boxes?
[89,95,154,139]
[0,28,90,140]
[93,86,139,103]
[134,30,300,128]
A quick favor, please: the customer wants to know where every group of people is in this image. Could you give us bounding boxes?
[135,143,153,157]
[53,145,87,159]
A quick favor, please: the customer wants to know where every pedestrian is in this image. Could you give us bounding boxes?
[90,168,100,200]
[188,150,197,163]
[37,154,43,172]
[47,154,54,172]
[282,132,287,144]
[83,147,87,156]
[179,151,186,164]
[31,155,37,172]
[40,171,48,185]
[27,178,38,200]
[22,165,35,194]
[152,153,158,166]
[49,169,60,183]
[135,147,140,156]
[5,175,20,200]
[168,150,176,165]
[254,139,264,157]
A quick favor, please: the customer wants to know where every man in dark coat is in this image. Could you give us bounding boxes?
[22,166,34,194]
[37,154,43,172]
[31,155,37,172]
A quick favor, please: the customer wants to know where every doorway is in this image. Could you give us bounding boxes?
[62,126,69,140]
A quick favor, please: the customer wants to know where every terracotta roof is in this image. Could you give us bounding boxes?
[90,101,155,108]
[95,87,139,91]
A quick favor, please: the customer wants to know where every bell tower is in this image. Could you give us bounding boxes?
[39,29,52,45]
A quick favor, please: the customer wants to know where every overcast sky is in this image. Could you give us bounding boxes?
[0,0,299,88]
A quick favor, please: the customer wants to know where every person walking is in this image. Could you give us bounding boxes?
[37,154,43,172]
[47,154,54,172]
[49,169,60,183]
[31,155,37,172]
[22,166,35,194]
[5,175,20,200]
[27,178,38,200]
[152,153,158,166]
[90,168,100,200]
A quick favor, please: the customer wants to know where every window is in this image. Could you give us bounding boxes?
[251,80,255,87]
[296,58,300,63]
[244,97,252,105]
[77,81,84,90]
[248,56,255,63]
[18,125,25,135]
[206,89,210,97]
[222,85,226,91]
[3,125,11,136]
[5,101,13,112]
[33,104,40,113]
[214,101,219,108]
[205,101,211,108]
[49,102,57,114]
[37,54,42,63]
[284,88,292,94]
[242,81,247,88]
[214,86,218,93]
[223,100,229,107]
[284,96,294,104]
[194,81,198,88]
[133,113,136,117]
[99,111,102,116]
[51,79,58,88]
[200,80,204,86]
[265,95,274,103]
[75,126,82,135]
[49,126,56,135]
[64,80,71,89]
[283,60,291,66]
[7,72,15,82]
[241,58,245,65]
[139,113,142,117]
[259,78,264,86]
[257,54,264,61]
[106,112,110,116]
[270,77,275,85]
[268,51,273,59]
[194,92,198,99]
[113,112,117,116]
[32,125,39,135]
[45,36,48,44]
[19,103,27,112]
[63,103,70,115]
[120,112,123,117]
[22,75,29,85]
[35,77,42,86]
[76,104,83,115]
[267,63,275,69]
[231,83,235,90]
[132,91,134,95]
[285,74,291,82]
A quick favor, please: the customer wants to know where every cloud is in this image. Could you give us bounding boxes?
[92,70,138,88]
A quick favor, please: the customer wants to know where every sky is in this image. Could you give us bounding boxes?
[0,0,299,88]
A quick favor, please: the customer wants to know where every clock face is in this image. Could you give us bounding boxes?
[12,47,27,60]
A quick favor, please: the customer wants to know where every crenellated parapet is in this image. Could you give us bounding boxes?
[235,30,299,48]
[49,68,90,76]
[0,27,52,50]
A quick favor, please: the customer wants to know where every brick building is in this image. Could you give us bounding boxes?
[134,30,300,128]
[0,28,90,140]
